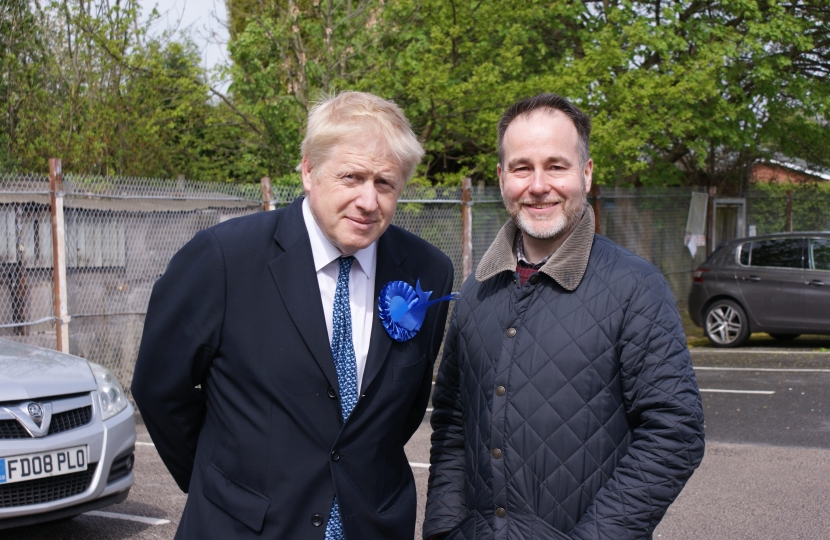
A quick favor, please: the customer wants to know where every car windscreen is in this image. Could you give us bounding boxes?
[810,238,830,271]
[744,238,804,268]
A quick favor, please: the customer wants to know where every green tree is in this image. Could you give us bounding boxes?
[1,0,262,181]
[368,0,830,188]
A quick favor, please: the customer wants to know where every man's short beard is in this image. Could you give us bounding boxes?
[505,186,587,242]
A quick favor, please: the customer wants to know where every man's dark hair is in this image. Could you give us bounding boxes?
[497,93,591,167]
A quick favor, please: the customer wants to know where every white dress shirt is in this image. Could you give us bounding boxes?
[302,197,376,393]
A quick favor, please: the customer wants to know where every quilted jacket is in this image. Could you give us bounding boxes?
[424,206,705,540]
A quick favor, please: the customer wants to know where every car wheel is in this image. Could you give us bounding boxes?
[768,333,800,341]
[704,299,750,348]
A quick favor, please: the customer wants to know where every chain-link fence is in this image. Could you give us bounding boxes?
[597,187,709,310]
[3,170,828,391]
[0,173,57,349]
[0,172,262,389]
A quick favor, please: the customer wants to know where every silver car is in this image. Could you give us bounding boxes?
[0,339,135,529]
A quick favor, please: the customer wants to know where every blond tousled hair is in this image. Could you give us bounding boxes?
[301,91,424,182]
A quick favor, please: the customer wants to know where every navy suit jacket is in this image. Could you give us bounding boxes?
[132,197,454,539]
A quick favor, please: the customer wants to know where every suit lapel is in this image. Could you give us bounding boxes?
[361,228,411,393]
[268,198,340,394]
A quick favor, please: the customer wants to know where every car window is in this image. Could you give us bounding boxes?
[739,243,750,265]
[811,238,830,271]
[748,238,803,269]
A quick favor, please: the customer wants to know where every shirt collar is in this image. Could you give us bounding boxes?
[302,197,376,280]
[514,233,553,269]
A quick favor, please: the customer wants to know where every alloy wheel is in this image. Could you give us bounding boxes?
[706,304,744,346]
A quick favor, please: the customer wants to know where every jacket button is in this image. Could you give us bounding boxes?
[495,507,506,518]
[529,275,539,285]
[506,327,517,338]
[311,514,323,527]
[327,387,337,399]
[495,385,506,396]
[331,450,340,461]
[492,448,503,459]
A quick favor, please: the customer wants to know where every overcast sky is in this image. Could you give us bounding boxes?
[137,0,230,72]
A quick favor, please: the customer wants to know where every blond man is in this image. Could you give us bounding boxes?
[133,92,454,539]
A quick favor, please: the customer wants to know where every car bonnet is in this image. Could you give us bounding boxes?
[0,339,97,401]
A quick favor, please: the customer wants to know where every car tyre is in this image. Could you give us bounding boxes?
[768,333,800,341]
[704,299,750,348]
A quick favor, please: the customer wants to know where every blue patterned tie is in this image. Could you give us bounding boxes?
[326,256,358,540]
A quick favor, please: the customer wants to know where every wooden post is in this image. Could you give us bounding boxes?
[49,158,70,353]
[707,186,717,256]
[260,177,275,211]
[590,184,602,234]
[461,177,473,282]
[785,190,793,232]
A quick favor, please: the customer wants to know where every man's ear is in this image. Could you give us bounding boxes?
[301,156,313,192]
[497,163,504,194]
[582,159,593,194]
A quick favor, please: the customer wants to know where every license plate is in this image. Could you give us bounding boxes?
[0,445,88,484]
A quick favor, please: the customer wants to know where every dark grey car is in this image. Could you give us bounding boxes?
[688,232,830,347]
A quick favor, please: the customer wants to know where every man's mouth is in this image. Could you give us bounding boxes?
[521,200,563,211]
[346,216,377,229]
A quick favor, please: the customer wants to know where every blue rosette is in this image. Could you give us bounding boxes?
[378,279,459,342]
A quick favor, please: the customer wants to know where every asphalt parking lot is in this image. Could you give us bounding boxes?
[6,340,830,539]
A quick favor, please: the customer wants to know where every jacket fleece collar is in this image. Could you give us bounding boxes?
[475,204,595,291]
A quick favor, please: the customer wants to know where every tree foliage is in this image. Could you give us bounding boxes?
[0,0,261,181]
[2,0,829,189]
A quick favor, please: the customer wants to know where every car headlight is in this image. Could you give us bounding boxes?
[88,362,128,420]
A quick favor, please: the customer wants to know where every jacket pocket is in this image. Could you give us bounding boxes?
[393,355,426,382]
[203,463,271,532]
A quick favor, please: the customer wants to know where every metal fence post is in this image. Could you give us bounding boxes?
[461,177,473,282]
[591,184,602,234]
[707,186,717,256]
[49,158,70,353]
[785,190,793,232]
[261,177,275,211]
[12,206,27,335]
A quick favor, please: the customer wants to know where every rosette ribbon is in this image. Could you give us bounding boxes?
[378,279,459,342]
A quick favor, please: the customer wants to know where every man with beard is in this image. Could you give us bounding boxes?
[423,94,705,540]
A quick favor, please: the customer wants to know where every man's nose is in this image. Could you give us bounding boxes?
[354,181,380,213]
[527,169,550,196]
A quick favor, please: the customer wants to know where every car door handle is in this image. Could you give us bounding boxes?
[807,280,825,286]
[742,275,761,282]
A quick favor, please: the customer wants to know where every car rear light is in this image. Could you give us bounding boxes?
[693,268,710,283]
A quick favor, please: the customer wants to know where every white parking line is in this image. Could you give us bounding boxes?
[699,388,775,395]
[409,462,430,468]
[691,349,830,355]
[135,441,155,447]
[695,367,830,373]
[85,510,170,525]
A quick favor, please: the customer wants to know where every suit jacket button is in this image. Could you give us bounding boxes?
[506,327,517,338]
[311,514,323,527]
[327,387,337,399]
[331,450,340,461]
[495,507,506,518]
